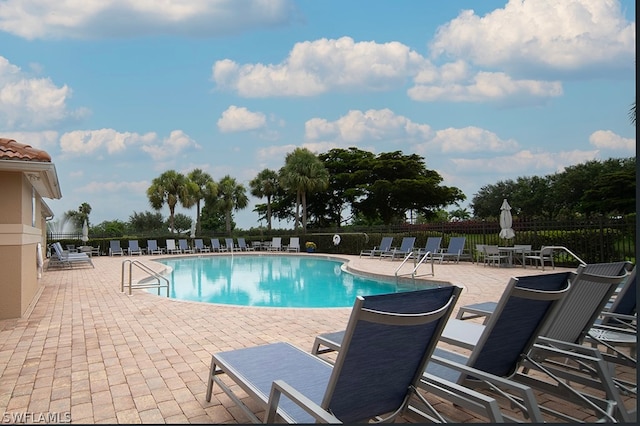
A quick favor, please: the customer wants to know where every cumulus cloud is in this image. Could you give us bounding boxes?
[140,130,200,161]
[305,109,432,143]
[0,0,297,40]
[424,127,519,154]
[59,128,198,160]
[409,70,563,103]
[217,105,267,132]
[212,36,426,97]
[0,56,88,129]
[589,129,635,151]
[450,149,598,175]
[430,0,635,75]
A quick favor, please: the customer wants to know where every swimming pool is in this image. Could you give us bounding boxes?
[155,255,437,308]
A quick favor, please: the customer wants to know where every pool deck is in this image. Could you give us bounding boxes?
[0,252,635,423]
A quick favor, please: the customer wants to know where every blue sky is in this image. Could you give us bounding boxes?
[0,0,635,230]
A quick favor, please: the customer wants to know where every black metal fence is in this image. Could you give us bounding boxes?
[47,216,636,266]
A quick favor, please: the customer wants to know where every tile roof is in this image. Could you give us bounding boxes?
[0,137,51,162]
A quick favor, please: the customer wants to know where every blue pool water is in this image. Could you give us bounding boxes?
[155,255,435,308]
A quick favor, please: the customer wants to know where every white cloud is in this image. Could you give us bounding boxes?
[60,129,156,155]
[59,128,198,160]
[0,0,296,40]
[0,56,87,129]
[140,130,200,161]
[589,129,635,151]
[217,105,267,132]
[450,149,598,175]
[423,127,519,154]
[409,71,563,103]
[305,109,432,143]
[0,130,59,149]
[213,36,426,97]
[430,0,635,74]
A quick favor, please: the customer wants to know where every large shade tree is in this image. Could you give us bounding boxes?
[279,148,329,231]
[146,170,196,233]
[249,168,279,230]
[187,169,218,235]
[353,151,465,224]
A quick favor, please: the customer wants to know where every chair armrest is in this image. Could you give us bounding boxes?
[428,355,544,423]
[265,379,340,424]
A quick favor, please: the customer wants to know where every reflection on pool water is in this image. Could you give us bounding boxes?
[155,255,437,308]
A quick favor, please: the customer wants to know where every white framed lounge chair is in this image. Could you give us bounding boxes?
[210,238,227,252]
[166,239,181,254]
[193,238,210,253]
[49,242,94,269]
[267,237,281,251]
[178,239,194,254]
[237,237,254,251]
[439,237,469,263]
[380,237,415,261]
[146,240,163,255]
[287,237,300,252]
[109,240,124,256]
[127,240,143,255]
[224,238,235,252]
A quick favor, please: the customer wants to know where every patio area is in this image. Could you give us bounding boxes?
[0,253,635,423]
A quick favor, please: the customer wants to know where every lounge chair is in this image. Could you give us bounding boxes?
[416,237,442,261]
[380,236,416,261]
[109,240,124,256]
[267,237,281,251]
[210,238,227,252]
[224,238,235,252]
[127,240,143,255]
[237,237,254,251]
[49,242,94,269]
[359,236,393,258]
[439,237,469,263]
[165,239,181,254]
[287,237,300,252]
[146,240,163,255]
[442,264,633,422]
[193,238,210,253]
[178,239,194,254]
[312,273,572,422]
[206,286,469,423]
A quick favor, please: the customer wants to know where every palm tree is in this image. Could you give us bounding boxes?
[249,168,279,230]
[187,169,218,235]
[217,175,249,233]
[147,170,196,233]
[279,148,329,231]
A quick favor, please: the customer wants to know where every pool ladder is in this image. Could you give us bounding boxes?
[394,251,435,287]
[121,259,170,297]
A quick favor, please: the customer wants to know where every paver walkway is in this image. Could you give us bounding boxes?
[0,253,634,423]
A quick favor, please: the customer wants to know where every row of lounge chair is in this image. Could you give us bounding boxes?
[206,261,636,423]
[360,236,471,263]
[106,237,302,256]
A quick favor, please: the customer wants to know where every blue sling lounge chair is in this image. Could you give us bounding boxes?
[205,286,474,424]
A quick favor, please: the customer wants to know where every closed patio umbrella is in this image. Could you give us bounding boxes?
[81,219,89,243]
[499,199,515,240]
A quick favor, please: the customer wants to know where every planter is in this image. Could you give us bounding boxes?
[306,248,315,253]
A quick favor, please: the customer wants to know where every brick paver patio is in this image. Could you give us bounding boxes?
[0,252,635,423]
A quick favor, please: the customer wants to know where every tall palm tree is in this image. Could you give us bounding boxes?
[187,169,218,235]
[279,148,329,231]
[249,168,279,230]
[147,170,196,233]
[217,175,249,233]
